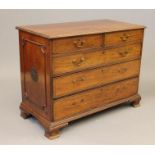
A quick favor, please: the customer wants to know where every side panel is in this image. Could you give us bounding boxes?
[19,31,52,121]
[23,39,46,109]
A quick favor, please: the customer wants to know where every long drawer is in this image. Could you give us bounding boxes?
[54,78,138,121]
[53,60,140,98]
[52,43,141,76]
[105,29,143,47]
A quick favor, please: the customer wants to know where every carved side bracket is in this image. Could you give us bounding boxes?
[22,38,46,54]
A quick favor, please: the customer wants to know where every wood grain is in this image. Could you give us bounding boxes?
[54,78,139,121]
[53,34,103,54]
[53,60,140,98]
[105,29,143,47]
[52,43,141,76]
[17,20,145,139]
[19,31,53,119]
[16,19,145,39]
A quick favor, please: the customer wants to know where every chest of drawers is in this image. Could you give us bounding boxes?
[16,19,145,140]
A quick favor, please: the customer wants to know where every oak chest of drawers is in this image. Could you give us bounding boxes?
[16,19,145,139]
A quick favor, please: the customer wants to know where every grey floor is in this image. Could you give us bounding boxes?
[0,62,155,144]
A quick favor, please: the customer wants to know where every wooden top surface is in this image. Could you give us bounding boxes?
[16,19,145,39]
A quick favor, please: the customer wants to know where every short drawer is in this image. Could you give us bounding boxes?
[53,43,141,75]
[53,60,140,98]
[54,78,138,121]
[105,29,143,47]
[52,34,103,54]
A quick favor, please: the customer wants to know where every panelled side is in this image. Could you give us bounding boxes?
[19,31,53,121]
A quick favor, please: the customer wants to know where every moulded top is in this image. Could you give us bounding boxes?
[16,19,145,39]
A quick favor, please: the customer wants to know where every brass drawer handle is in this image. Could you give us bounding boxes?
[102,51,106,54]
[101,69,105,73]
[72,77,85,84]
[118,50,129,57]
[71,99,85,106]
[120,33,131,41]
[74,39,85,48]
[71,99,86,106]
[72,57,85,66]
[71,102,77,106]
[116,86,126,93]
[118,68,127,74]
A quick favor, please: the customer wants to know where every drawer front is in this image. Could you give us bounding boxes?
[53,43,141,75]
[54,78,138,121]
[53,34,103,54]
[105,29,143,47]
[53,60,140,98]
